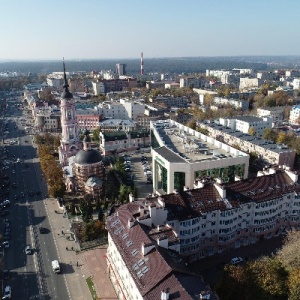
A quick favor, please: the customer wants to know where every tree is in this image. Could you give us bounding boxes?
[92,128,100,142]
[197,127,209,136]
[276,131,287,144]
[248,257,288,298]
[277,230,300,271]
[248,127,256,136]
[186,120,196,130]
[288,269,300,300]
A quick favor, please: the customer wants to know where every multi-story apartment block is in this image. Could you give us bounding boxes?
[99,119,136,132]
[149,96,188,108]
[68,78,85,93]
[35,109,61,132]
[150,120,249,195]
[92,78,137,95]
[46,75,64,88]
[286,70,300,77]
[239,78,262,91]
[220,116,273,135]
[257,106,285,125]
[106,199,219,299]
[99,130,150,156]
[76,108,101,131]
[198,121,296,168]
[289,105,300,124]
[210,97,249,111]
[160,167,300,261]
[292,78,300,90]
[179,77,207,88]
[120,99,145,121]
[106,166,300,299]
[145,81,166,90]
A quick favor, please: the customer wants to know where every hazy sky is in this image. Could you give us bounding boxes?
[1,0,300,60]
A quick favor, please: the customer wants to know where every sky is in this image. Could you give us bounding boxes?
[1,0,300,61]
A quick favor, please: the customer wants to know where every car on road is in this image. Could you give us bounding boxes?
[2,200,10,207]
[230,257,243,265]
[25,245,32,255]
[39,227,47,234]
[2,285,11,299]
[3,241,9,248]
[2,269,10,280]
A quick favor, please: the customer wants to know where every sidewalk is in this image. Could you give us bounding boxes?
[44,197,118,300]
[44,198,92,300]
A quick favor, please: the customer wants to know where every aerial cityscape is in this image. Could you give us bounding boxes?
[1,1,300,300]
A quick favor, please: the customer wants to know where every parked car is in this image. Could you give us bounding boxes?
[3,241,9,248]
[230,257,243,265]
[2,269,10,280]
[25,245,32,255]
[2,285,11,299]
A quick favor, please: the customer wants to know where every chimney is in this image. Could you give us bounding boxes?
[142,242,155,256]
[129,193,135,202]
[161,289,170,300]
[128,217,135,228]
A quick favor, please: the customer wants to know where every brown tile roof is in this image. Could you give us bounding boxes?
[106,200,218,299]
[225,171,300,204]
[163,186,227,221]
[162,170,300,221]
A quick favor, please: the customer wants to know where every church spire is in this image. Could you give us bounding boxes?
[61,58,73,99]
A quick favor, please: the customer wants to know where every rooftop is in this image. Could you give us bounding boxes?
[152,120,246,163]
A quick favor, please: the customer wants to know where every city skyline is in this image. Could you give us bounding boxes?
[1,0,300,61]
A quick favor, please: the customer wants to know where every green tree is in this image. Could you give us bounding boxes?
[248,127,256,136]
[92,128,100,142]
[276,131,287,144]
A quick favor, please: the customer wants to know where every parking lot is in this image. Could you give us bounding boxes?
[122,151,154,198]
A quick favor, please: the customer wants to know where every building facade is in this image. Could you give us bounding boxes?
[150,120,249,195]
[198,121,296,168]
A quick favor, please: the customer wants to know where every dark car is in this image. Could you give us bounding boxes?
[2,269,10,280]
[39,227,47,234]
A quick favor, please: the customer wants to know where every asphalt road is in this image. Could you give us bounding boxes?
[1,100,69,299]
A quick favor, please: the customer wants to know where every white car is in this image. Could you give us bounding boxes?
[25,245,32,255]
[230,257,243,265]
[3,241,9,249]
[2,285,11,299]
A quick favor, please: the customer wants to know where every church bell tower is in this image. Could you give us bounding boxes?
[58,59,82,166]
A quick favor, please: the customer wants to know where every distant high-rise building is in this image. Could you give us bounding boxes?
[140,52,144,75]
[116,63,126,77]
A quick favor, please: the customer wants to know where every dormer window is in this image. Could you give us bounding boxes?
[67,110,72,120]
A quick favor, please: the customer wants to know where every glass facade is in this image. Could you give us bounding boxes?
[155,160,168,193]
[195,164,245,183]
[174,172,185,191]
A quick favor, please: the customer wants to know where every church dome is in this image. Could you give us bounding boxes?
[74,149,102,165]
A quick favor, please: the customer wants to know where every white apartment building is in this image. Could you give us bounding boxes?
[198,121,296,168]
[106,167,300,267]
[97,100,145,121]
[119,99,145,121]
[257,107,284,125]
[211,97,249,111]
[289,105,300,124]
[239,78,262,91]
[92,81,105,95]
[179,77,206,88]
[220,115,272,135]
[106,199,219,300]
[292,78,300,90]
[46,75,64,88]
[150,120,249,195]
